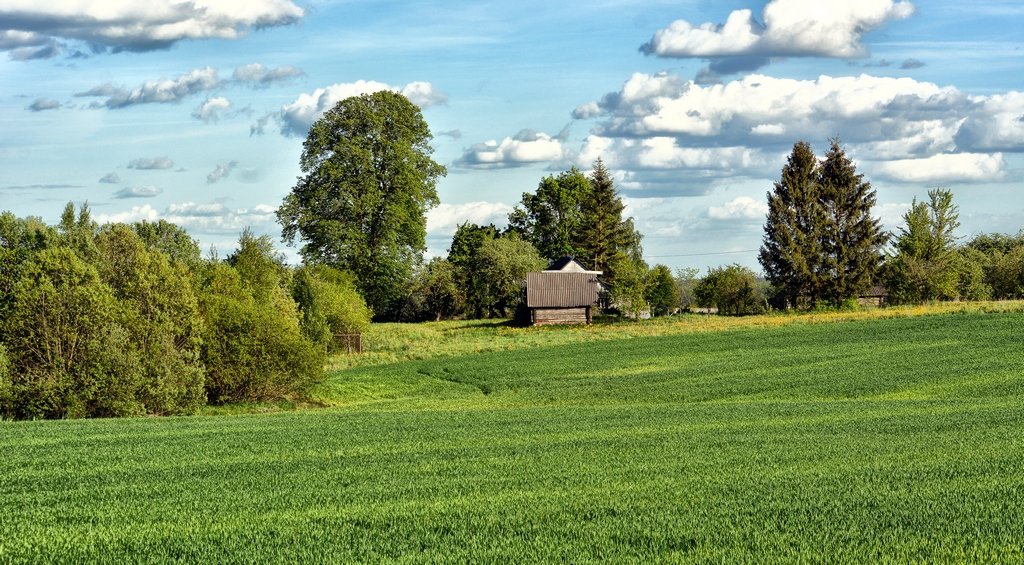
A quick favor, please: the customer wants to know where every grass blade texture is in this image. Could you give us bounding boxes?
[2,311,1023,562]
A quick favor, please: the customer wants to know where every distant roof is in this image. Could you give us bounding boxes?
[526,272,602,308]
[544,256,602,274]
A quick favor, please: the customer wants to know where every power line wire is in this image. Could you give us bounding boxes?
[646,249,759,258]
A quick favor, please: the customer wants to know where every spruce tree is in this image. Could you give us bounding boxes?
[758,141,823,307]
[577,158,642,287]
[817,139,887,304]
[760,140,887,307]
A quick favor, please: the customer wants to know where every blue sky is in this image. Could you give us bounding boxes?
[2,0,1022,273]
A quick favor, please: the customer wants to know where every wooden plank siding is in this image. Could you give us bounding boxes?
[532,307,591,326]
[526,272,601,308]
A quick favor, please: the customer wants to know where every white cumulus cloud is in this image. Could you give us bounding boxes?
[641,0,915,76]
[95,204,159,224]
[0,1,304,57]
[279,80,447,137]
[426,202,513,236]
[231,63,304,87]
[77,67,222,108]
[127,156,174,170]
[455,130,564,169]
[113,185,162,199]
[192,97,232,123]
[871,153,1006,183]
[708,196,768,220]
[206,161,239,184]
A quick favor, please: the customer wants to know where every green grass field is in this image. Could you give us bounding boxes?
[3,309,1024,562]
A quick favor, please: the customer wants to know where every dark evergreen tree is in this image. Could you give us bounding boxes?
[578,158,643,290]
[758,141,824,307]
[817,139,887,304]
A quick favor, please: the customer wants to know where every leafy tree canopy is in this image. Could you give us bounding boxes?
[277,91,446,319]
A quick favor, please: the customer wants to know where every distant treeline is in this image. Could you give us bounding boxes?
[0,204,370,420]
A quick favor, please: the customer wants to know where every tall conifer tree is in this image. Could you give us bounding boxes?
[759,140,886,307]
[817,139,887,304]
[759,141,823,307]
[577,158,642,287]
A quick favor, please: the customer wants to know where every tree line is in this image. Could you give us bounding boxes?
[691,140,1024,315]
[0,205,370,420]
[400,160,677,321]
[276,90,678,322]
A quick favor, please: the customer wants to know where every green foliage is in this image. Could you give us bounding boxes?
[695,264,766,316]
[986,245,1024,298]
[509,160,643,295]
[644,264,676,316]
[759,141,821,308]
[508,167,592,262]
[952,248,992,301]
[200,232,325,404]
[405,258,462,322]
[0,207,336,418]
[448,222,498,318]
[885,188,968,303]
[198,262,323,404]
[0,247,139,418]
[132,219,202,268]
[760,140,886,307]
[475,234,546,317]
[0,212,58,324]
[293,265,372,349]
[228,228,288,305]
[0,344,10,416]
[4,313,1024,561]
[94,225,206,415]
[609,255,649,319]
[673,267,700,311]
[577,158,643,290]
[278,90,446,319]
[57,201,99,263]
[816,140,888,304]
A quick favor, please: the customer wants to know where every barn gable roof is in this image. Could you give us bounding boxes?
[526,271,601,308]
[544,256,601,274]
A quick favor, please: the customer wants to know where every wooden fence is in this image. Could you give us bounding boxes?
[334,333,362,354]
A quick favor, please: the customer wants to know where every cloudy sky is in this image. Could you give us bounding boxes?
[2,0,1022,272]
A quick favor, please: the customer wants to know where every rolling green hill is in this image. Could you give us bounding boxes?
[3,310,1024,562]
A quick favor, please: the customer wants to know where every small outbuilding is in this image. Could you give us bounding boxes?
[857,285,889,307]
[525,257,602,326]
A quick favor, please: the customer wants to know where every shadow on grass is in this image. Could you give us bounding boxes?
[450,319,519,330]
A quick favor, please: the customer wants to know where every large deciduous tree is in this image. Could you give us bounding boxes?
[277,91,446,319]
[508,167,592,262]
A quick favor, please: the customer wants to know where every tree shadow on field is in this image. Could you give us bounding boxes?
[451,319,518,330]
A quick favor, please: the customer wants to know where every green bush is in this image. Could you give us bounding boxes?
[200,261,323,404]
[95,225,206,415]
[695,264,766,316]
[0,247,140,419]
[293,265,372,350]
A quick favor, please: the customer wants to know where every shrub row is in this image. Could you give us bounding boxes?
[0,205,370,419]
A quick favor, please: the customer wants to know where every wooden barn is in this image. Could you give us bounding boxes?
[525,257,602,326]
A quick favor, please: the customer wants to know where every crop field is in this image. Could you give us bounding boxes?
[3,309,1024,562]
